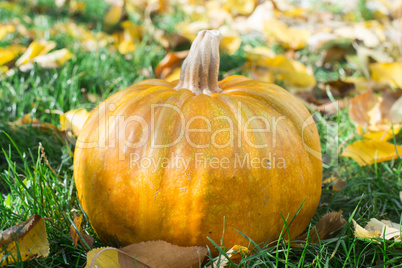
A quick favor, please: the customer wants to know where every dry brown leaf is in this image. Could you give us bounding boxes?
[86,240,207,268]
[70,215,94,251]
[340,140,402,166]
[208,245,250,268]
[0,215,49,266]
[315,100,347,116]
[349,90,381,127]
[349,90,401,140]
[323,177,347,192]
[324,80,355,98]
[60,108,90,136]
[296,211,346,243]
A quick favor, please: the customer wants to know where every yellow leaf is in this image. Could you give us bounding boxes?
[209,245,250,268]
[0,66,8,74]
[69,0,86,14]
[0,45,26,65]
[369,62,402,88]
[340,140,402,166]
[219,28,241,55]
[0,215,49,266]
[103,5,123,31]
[221,0,258,15]
[0,24,15,40]
[353,220,380,239]
[60,108,90,136]
[165,67,181,82]
[16,41,56,66]
[34,48,73,68]
[118,40,137,54]
[86,240,207,268]
[353,218,401,241]
[249,55,316,91]
[263,19,311,50]
[359,124,401,141]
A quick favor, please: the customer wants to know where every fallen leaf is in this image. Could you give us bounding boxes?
[208,245,250,268]
[103,4,123,32]
[70,215,94,251]
[354,218,401,241]
[353,220,381,240]
[349,90,401,140]
[315,100,347,116]
[86,240,207,268]
[69,0,86,14]
[357,124,401,141]
[370,62,402,89]
[0,45,26,65]
[165,67,181,82]
[16,40,56,67]
[340,140,402,166]
[60,108,90,136]
[154,50,188,79]
[349,90,381,127]
[12,113,58,131]
[0,24,15,40]
[323,177,347,192]
[263,19,311,50]
[117,21,143,54]
[31,48,73,69]
[0,215,49,266]
[296,211,346,243]
[245,55,316,92]
[221,0,257,16]
[324,80,355,98]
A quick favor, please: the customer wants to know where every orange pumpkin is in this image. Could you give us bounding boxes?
[74,30,322,250]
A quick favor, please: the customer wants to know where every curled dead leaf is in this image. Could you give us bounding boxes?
[70,215,94,251]
[86,240,207,268]
[295,211,346,243]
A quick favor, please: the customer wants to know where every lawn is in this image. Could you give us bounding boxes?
[1,0,402,267]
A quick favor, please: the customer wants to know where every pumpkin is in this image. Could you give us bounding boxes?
[74,30,322,250]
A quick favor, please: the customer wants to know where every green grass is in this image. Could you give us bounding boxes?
[1,0,402,267]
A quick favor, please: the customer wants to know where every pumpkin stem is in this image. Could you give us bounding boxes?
[175,30,223,95]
